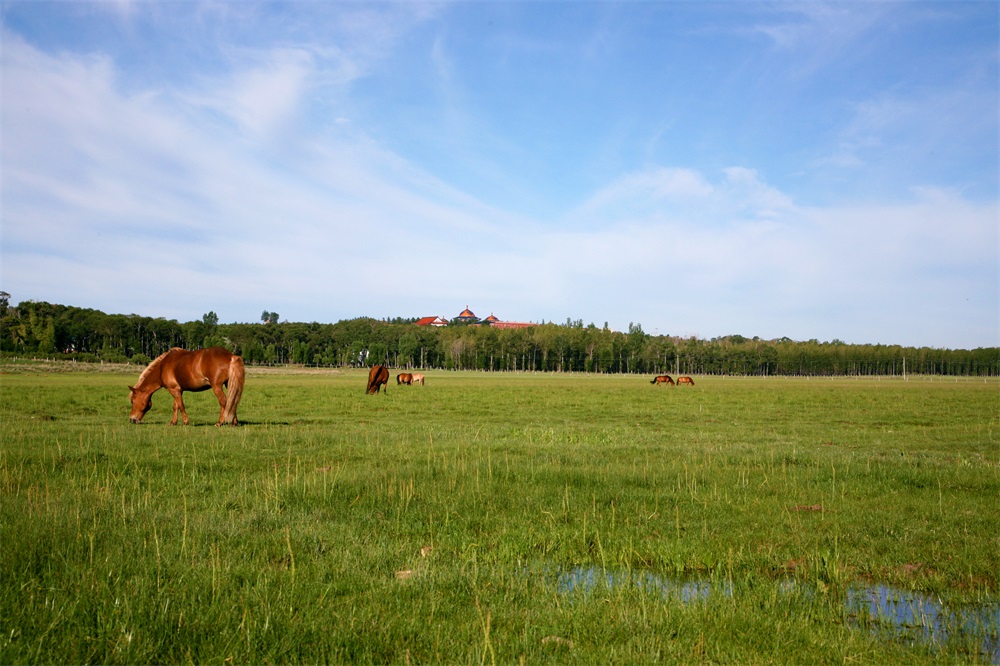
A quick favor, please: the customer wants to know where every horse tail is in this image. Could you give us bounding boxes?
[222,355,245,425]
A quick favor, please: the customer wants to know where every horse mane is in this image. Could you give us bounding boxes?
[134,348,178,389]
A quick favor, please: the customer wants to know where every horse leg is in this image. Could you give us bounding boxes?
[168,388,189,425]
[212,384,228,426]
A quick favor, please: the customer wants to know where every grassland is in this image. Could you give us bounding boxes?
[1,363,998,663]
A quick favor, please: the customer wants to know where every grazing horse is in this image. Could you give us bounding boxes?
[676,376,695,386]
[650,375,675,385]
[129,347,245,426]
[397,372,414,385]
[367,365,390,394]
[411,373,425,386]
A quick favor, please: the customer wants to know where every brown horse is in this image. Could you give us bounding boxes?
[650,375,675,385]
[676,376,695,386]
[397,372,413,385]
[411,373,425,385]
[129,347,245,426]
[367,365,389,394]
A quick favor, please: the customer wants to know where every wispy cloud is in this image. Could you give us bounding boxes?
[205,48,316,137]
[576,167,715,217]
[748,2,890,64]
[820,84,998,191]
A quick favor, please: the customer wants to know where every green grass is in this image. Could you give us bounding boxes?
[1,366,998,663]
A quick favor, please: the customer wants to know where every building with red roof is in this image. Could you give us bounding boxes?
[415,308,536,329]
[415,316,448,327]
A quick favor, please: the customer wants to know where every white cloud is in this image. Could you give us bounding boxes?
[720,167,795,220]
[209,48,315,137]
[572,168,715,229]
[530,167,997,345]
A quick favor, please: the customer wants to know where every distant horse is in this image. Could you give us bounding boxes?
[411,373,425,386]
[367,365,389,394]
[397,372,414,385]
[650,375,675,385]
[676,376,695,386]
[129,347,245,426]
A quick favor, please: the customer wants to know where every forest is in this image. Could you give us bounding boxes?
[1,297,996,377]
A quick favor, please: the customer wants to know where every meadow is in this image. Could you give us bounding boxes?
[1,362,997,663]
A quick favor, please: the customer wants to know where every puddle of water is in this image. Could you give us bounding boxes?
[847,585,1000,662]
[555,567,728,603]
[547,567,999,662]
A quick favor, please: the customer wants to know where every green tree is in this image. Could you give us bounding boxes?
[398,332,419,368]
[38,318,57,353]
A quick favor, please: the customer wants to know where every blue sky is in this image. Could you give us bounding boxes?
[2,1,997,349]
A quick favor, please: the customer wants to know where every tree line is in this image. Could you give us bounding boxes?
[1,297,996,377]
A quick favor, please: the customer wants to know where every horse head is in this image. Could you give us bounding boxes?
[128,386,153,423]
